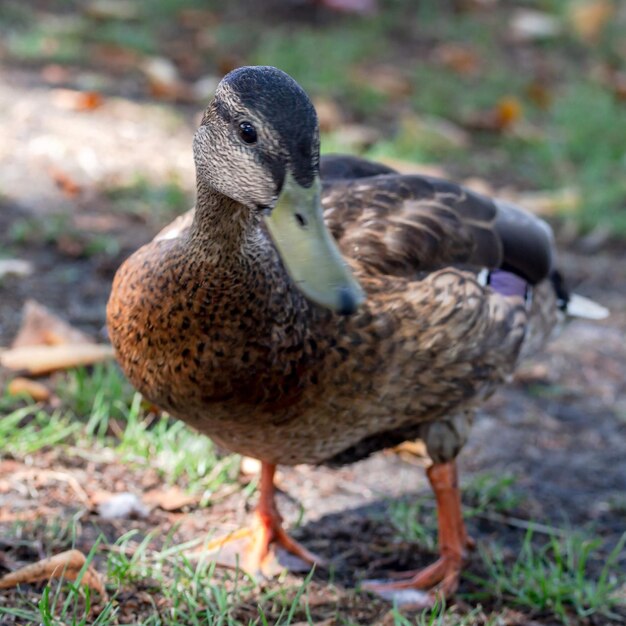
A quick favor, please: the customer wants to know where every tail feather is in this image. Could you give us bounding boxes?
[566,294,609,320]
[550,269,608,320]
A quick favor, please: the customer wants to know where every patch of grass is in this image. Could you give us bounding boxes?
[0,530,326,626]
[4,13,87,64]
[469,529,626,623]
[8,213,121,258]
[105,175,191,223]
[8,214,72,246]
[541,82,626,233]
[87,21,157,55]
[393,601,490,626]
[0,403,80,456]
[1,364,240,494]
[388,497,438,551]
[463,472,522,517]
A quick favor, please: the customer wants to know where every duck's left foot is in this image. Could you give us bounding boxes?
[362,461,470,608]
[201,462,325,577]
[361,554,462,608]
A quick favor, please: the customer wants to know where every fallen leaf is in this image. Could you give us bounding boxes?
[525,81,553,109]
[0,259,33,279]
[144,486,198,511]
[177,7,218,29]
[463,96,523,132]
[192,74,220,103]
[51,88,104,112]
[48,166,82,197]
[509,9,562,42]
[462,176,495,197]
[11,300,95,349]
[351,65,412,99]
[397,112,470,149]
[333,124,381,151]
[509,187,581,216]
[89,44,142,72]
[452,0,498,11]
[318,0,377,14]
[40,64,73,85]
[1,344,115,375]
[141,57,192,101]
[97,492,149,519]
[84,0,139,21]
[0,550,107,599]
[568,0,614,43]
[432,42,480,76]
[240,456,262,476]
[313,97,343,133]
[7,377,51,402]
[594,64,626,101]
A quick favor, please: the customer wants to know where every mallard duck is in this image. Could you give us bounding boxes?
[107,66,607,605]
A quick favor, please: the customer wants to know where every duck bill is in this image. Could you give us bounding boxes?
[264,174,364,315]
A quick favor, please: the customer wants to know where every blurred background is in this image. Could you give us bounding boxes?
[0,2,625,624]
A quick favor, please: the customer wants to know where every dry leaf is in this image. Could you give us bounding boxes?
[351,65,411,99]
[332,124,381,151]
[313,97,343,133]
[464,96,523,132]
[0,550,107,599]
[462,176,495,197]
[141,57,192,102]
[433,43,480,76]
[144,486,198,511]
[177,8,218,29]
[84,0,139,20]
[568,0,614,43]
[526,81,553,109]
[48,166,82,197]
[89,44,142,72]
[509,9,562,42]
[192,74,220,102]
[0,259,33,279]
[509,188,581,217]
[594,64,626,101]
[11,300,95,349]
[1,344,115,375]
[318,0,377,14]
[51,89,104,112]
[97,493,149,519]
[7,377,51,402]
[397,112,469,149]
[240,456,262,476]
[41,64,73,85]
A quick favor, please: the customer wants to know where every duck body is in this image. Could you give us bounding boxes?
[108,166,555,467]
[107,66,594,602]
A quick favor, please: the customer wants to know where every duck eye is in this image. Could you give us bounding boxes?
[238,121,257,144]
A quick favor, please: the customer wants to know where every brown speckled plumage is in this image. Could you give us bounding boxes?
[107,67,575,596]
[107,67,561,471]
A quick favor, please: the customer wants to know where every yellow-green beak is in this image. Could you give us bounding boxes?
[264,174,364,315]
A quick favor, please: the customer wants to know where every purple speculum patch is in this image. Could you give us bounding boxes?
[489,270,528,298]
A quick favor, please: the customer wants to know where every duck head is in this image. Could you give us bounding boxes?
[193,65,364,315]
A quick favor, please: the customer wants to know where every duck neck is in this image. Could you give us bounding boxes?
[190,179,262,260]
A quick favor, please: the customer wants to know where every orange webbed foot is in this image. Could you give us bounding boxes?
[362,461,471,608]
[198,462,325,577]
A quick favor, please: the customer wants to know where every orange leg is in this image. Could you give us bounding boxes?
[203,462,324,576]
[363,461,472,607]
